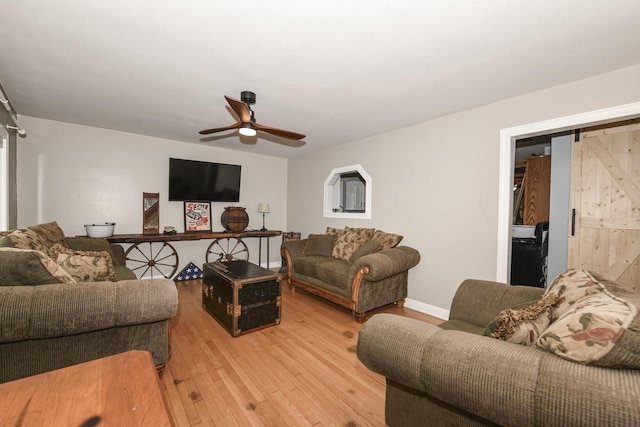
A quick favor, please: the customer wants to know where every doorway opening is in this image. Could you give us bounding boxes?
[497,102,640,284]
[510,135,552,288]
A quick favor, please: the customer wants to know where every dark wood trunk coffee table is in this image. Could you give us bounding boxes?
[202,260,281,337]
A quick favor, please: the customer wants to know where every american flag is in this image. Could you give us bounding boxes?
[173,262,204,281]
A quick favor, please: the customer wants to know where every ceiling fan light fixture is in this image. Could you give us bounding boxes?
[239,123,257,137]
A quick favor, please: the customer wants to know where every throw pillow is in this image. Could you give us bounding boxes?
[545,268,604,322]
[349,240,382,263]
[331,227,375,262]
[304,234,336,257]
[0,247,76,286]
[484,292,559,346]
[325,227,343,236]
[0,228,49,253]
[27,221,67,249]
[371,230,403,250]
[66,237,118,265]
[535,269,639,368]
[51,244,117,283]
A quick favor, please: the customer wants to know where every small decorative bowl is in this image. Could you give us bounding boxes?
[84,223,116,238]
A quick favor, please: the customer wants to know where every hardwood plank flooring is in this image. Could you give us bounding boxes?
[161,279,442,426]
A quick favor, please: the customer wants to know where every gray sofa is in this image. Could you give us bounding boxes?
[282,227,420,321]
[357,278,640,426]
[0,222,178,383]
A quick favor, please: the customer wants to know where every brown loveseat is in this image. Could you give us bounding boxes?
[282,227,420,321]
[0,222,178,383]
[357,273,640,426]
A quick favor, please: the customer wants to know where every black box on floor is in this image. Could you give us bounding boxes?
[202,260,281,337]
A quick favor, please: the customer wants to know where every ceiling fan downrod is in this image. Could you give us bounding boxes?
[240,91,256,122]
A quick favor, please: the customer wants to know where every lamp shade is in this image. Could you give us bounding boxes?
[257,203,270,213]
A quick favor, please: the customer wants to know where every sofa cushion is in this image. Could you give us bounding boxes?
[0,248,76,286]
[535,269,640,368]
[349,240,382,263]
[332,227,375,261]
[304,234,336,257]
[293,256,334,277]
[51,244,118,283]
[484,292,559,346]
[316,259,351,289]
[371,230,403,250]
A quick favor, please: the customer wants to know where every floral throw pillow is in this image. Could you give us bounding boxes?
[371,230,403,250]
[0,228,49,253]
[51,244,117,283]
[325,227,343,236]
[534,269,639,367]
[545,269,605,322]
[331,227,375,262]
[0,223,68,257]
[485,293,559,346]
[27,222,67,250]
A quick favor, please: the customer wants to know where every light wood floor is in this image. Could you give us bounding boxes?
[161,279,442,426]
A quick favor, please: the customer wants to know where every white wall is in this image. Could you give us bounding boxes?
[16,116,288,270]
[288,64,640,316]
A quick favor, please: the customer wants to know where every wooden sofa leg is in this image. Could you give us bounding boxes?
[395,299,405,309]
[156,363,166,378]
[354,312,366,323]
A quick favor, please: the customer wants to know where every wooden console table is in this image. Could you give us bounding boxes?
[0,350,173,427]
[106,230,281,279]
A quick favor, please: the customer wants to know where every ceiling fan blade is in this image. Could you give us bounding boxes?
[224,95,251,123]
[254,122,306,140]
[198,122,241,135]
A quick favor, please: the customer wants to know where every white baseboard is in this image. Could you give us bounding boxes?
[404,298,449,321]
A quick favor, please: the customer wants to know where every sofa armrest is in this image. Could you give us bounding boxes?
[109,244,127,266]
[351,246,420,281]
[358,313,640,426]
[282,239,306,259]
[445,279,545,329]
[358,313,441,391]
[0,279,178,344]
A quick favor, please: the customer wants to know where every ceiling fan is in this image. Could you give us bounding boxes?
[199,91,305,140]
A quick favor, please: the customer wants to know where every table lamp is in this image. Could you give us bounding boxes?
[257,203,270,231]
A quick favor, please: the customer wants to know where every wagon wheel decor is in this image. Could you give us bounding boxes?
[206,237,249,262]
[125,242,179,279]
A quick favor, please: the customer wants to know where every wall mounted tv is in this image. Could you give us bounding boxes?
[169,158,241,202]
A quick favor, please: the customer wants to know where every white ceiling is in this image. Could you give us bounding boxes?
[1,1,639,158]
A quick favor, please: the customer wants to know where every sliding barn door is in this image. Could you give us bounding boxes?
[568,122,640,292]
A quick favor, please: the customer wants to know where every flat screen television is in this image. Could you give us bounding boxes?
[169,158,241,202]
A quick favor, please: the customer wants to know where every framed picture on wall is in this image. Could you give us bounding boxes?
[142,192,160,234]
[184,201,211,232]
